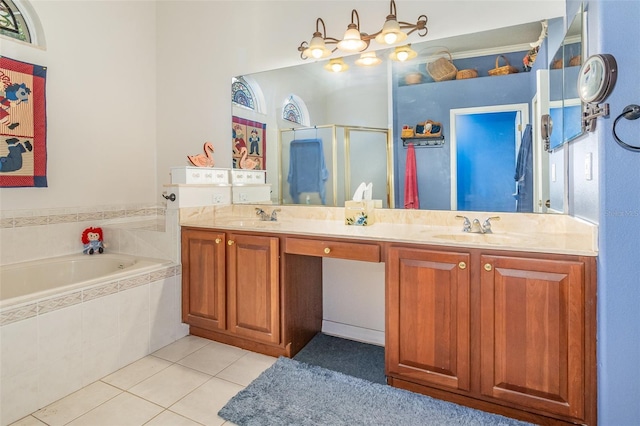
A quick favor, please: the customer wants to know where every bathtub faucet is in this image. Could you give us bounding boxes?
[255,208,281,221]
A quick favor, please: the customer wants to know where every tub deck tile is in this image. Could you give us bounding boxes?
[0,303,38,326]
[119,274,151,292]
[83,282,119,302]
[38,291,82,315]
[149,267,176,282]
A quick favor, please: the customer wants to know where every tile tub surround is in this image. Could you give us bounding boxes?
[180,204,598,256]
[0,264,189,426]
[0,204,180,266]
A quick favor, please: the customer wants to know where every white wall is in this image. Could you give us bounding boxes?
[0,0,158,211]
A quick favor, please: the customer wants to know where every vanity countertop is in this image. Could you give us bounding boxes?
[179,205,598,257]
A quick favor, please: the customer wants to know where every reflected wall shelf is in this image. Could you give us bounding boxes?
[401,135,445,148]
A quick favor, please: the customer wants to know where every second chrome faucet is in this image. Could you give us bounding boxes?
[455,215,500,234]
[256,208,281,221]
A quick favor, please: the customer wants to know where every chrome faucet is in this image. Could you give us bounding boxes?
[255,208,281,221]
[255,208,269,221]
[455,215,472,232]
[481,216,500,233]
[456,215,500,233]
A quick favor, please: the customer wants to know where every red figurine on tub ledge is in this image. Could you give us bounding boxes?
[81,227,104,255]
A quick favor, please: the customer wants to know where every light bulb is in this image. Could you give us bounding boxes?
[331,62,343,72]
[397,51,409,61]
[384,32,398,45]
[338,27,367,52]
[311,48,324,59]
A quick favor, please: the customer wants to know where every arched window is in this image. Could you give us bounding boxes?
[232,76,257,110]
[1,0,30,42]
[282,94,310,126]
[1,0,45,47]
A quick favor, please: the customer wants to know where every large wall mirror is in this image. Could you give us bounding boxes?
[232,15,580,215]
[549,5,585,150]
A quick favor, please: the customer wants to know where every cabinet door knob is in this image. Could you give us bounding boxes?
[484,263,492,271]
[458,261,466,270]
[324,247,331,254]
[228,240,235,246]
[215,238,221,244]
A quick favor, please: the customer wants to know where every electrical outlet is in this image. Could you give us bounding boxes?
[585,152,593,181]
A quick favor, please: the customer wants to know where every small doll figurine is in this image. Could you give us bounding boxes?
[81,227,104,255]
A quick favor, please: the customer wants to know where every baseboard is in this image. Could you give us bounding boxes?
[321,320,385,346]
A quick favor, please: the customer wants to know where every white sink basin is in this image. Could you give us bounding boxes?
[431,232,527,245]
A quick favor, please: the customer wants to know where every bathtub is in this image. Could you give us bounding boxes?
[0,253,175,309]
[0,252,187,425]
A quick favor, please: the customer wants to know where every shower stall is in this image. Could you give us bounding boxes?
[279,125,393,208]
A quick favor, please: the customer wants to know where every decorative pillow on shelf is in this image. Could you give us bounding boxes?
[416,120,442,137]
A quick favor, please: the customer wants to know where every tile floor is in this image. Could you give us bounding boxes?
[10,335,277,426]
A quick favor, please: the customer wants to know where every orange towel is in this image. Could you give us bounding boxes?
[404,143,419,209]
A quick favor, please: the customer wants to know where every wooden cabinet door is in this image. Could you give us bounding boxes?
[227,233,280,345]
[480,255,586,420]
[181,229,226,331]
[387,246,471,391]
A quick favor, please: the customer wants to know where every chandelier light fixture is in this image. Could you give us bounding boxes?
[324,57,349,73]
[298,0,428,62]
[388,44,417,62]
[355,51,383,67]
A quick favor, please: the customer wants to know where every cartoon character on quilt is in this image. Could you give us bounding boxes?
[249,129,261,155]
[0,137,32,172]
[1,82,31,130]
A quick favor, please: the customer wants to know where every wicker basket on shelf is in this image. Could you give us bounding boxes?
[426,50,457,82]
[404,72,423,85]
[456,69,478,80]
[569,55,582,67]
[488,55,519,76]
[401,126,414,138]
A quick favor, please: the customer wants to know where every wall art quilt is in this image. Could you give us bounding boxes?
[232,116,266,170]
[0,56,47,187]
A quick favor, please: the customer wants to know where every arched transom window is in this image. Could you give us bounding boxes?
[0,0,30,43]
[282,94,310,126]
[231,76,256,111]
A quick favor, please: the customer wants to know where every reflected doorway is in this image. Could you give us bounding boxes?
[450,104,529,212]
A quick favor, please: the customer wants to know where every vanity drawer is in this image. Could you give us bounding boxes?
[285,237,381,262]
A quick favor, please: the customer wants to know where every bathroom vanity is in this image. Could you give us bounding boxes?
[179,205,597,425]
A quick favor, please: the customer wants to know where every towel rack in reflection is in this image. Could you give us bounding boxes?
[401,135,445,148]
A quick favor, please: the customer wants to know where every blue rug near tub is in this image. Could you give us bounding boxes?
[218,357,533,426]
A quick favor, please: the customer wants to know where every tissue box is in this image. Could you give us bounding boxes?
[345,200,376,226]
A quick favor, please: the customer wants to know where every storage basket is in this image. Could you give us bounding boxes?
[551,58,563,69]
[401,126,414,138]
[426,50,457,82]
[569,55,581,67]
[404,72,423,85]
[488,55,519,76]
[456,69,478,80]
